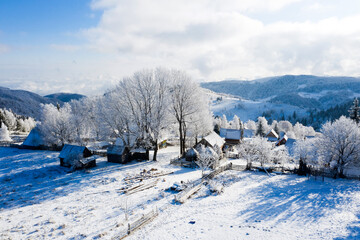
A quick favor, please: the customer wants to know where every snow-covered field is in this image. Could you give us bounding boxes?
[1,146,360,239]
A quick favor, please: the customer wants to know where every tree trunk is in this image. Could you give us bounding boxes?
[146,149,150,160]
[179,121,184,156]
[153,140,158,161]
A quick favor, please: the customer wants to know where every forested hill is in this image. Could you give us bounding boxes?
[44,93,85,103]
[201,75,360,109]
[0,87,84,119]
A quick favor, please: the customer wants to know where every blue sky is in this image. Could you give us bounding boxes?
[1,0,360,95]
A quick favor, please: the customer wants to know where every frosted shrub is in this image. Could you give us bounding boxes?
[0,125,12,141]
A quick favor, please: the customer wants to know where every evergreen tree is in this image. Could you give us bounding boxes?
[349,98,360,124]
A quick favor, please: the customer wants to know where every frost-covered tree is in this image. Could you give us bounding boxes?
[256,117,269,137]
[221,114,229,129]
[1,109,17,131]
[293,138,318,175]
[170,69,209,156]
[245,120,256,131]
[272,145,289,166]
[188,103,213,145]
[278,120,293,134]
[349,98,360,124]
[231,115,241,130]
[317,116,360,178]
[104,68,170,161]
[0,124,12,141]
[293,122,315,140]
[69,98,96,145]
[39,103,73,146]
[237,136,272,168]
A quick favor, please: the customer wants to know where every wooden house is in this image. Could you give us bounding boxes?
[266,129,279,142]
[219,128,241,145]
[107,145,131,164]
[59,144,95,169]
[198,131,225,150]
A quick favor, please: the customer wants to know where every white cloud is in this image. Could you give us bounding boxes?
[81,1,360,83]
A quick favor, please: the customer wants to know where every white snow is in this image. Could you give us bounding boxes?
[1,146,360,239]
[206,90,308,122]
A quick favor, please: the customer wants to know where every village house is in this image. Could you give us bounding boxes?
[219,128,242,146]
[266,129,279,142]
[107,145,131,164]
[276,133,288,146]
[59,144,96,169]
[197,131,225,150]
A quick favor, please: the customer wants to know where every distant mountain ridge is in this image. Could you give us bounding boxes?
[45,93,85,103]
[0,87,85,119]
[201,75,360,109]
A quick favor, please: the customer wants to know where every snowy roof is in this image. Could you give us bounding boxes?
[243,129,254,138]
[276,134,288,145]
[107,145,128,155]
[202,131,225,148]
[219,128,241,140]
[266,129,279,139]
[22,127,45,147]
[59,144,88,159]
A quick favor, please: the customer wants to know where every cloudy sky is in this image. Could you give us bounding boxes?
[1,0,360,95]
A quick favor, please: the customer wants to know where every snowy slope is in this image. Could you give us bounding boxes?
[202,75,360,109]
[206,90,307,122]
[1,147,360,239]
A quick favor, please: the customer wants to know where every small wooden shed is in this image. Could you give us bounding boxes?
[59,144,94,169]
[107,145,130,164]
[130,148,148,161]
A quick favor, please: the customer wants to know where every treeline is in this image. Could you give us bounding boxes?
[262,100,353,130]
[0,108,36,132]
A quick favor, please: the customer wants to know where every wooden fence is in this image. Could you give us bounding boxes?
[112,208,159,240]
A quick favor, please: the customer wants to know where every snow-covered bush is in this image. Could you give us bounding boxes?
[0,124,12,141]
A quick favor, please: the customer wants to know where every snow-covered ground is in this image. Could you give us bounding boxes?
[1,146,360,239]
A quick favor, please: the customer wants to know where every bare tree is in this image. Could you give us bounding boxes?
[101,68,170,161]
[170,70,209,156]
